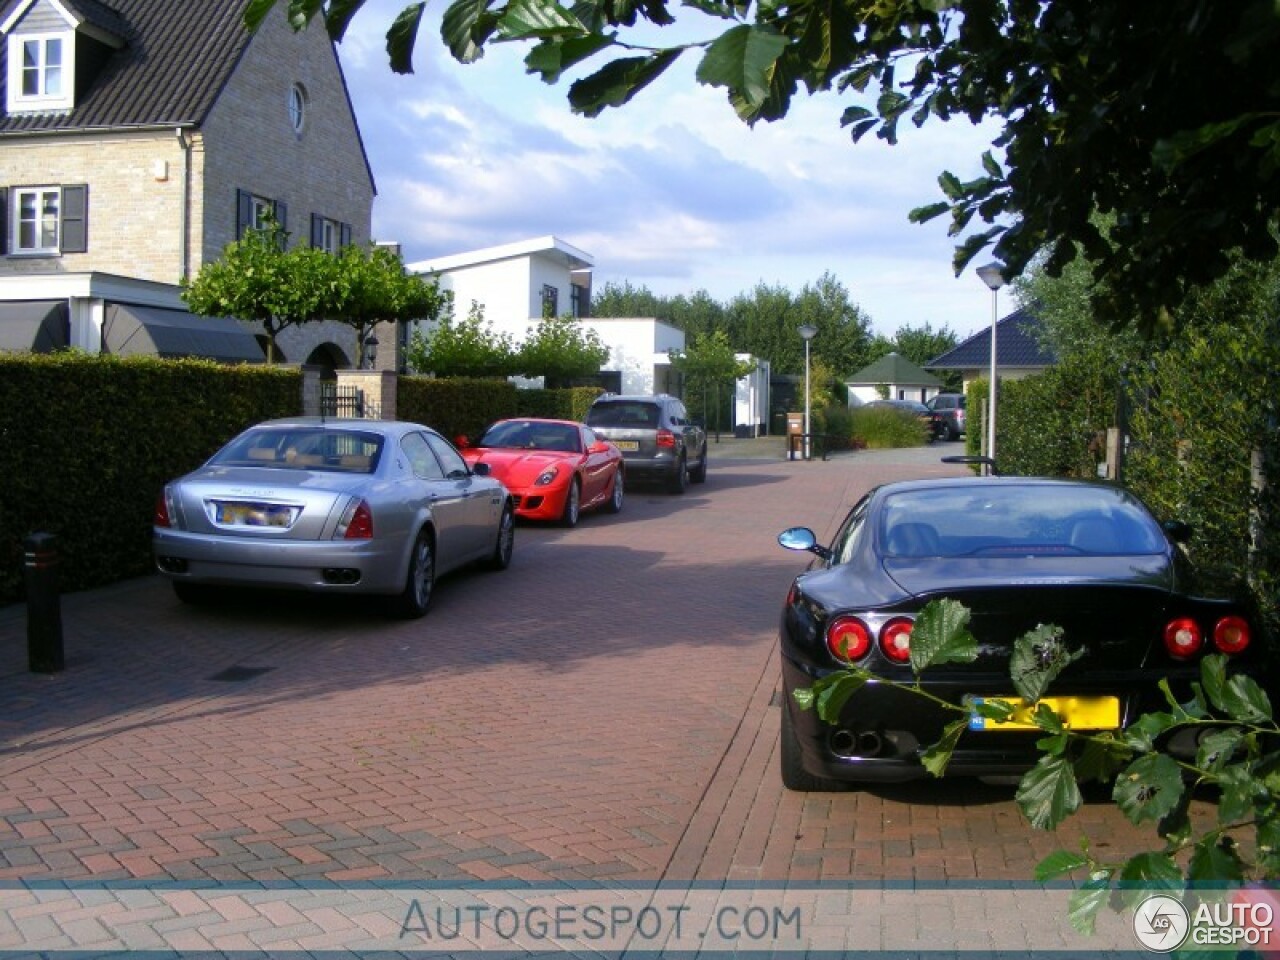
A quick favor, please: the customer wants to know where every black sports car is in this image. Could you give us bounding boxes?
[776,476,1266,791]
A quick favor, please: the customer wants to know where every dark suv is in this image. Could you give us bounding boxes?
[585,394,708,493]
[927,393,966,440]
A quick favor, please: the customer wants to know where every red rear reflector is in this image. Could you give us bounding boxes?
[880,617,913,664]
[827,616,872,662]
[343,500,374,539]
[1213,615,1251,655]
[656,429,676,448]
[1163,617,1203,658]
[154,491,171,528]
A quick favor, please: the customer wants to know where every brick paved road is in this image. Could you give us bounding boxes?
[1,439,1161,892]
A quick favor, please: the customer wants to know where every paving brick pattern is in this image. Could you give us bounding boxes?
[1,438,1168,890]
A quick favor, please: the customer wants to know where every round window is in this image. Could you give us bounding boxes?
[288,84,307,134]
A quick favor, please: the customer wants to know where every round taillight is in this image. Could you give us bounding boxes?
[826,616,872,662]
[1163,617,1203,658]
[880,617,914,664]
[1213,615,1251,655]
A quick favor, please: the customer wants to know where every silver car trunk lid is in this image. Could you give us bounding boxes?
[173,466,368,540]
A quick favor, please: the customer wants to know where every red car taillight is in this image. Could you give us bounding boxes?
[154,490,172,528]
[1213,615,1251,654]
[879,617,914,664]
[1163,617,1204,659]
[656,428,676,448]
[826,616,872,662]
[338,499,374,539]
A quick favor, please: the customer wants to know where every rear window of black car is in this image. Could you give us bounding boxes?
[586,402,660,429]
[878,484,1166,558]
[212,429,383,473]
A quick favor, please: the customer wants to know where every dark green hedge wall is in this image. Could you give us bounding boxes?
[2,354,300,603]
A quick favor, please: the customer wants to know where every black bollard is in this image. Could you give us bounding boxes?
[23,533,64,673]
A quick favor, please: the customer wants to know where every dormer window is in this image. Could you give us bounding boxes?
[6,30,74,112]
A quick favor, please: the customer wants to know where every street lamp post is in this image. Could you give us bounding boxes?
[798,324,818,460]
[976,262,1004,471]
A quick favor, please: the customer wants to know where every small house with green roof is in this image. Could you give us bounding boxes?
[844,352,943,407]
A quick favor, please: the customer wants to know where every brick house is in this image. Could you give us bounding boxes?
[0,0,375,368]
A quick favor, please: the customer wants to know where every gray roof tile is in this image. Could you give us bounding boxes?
[0,0,253,133]
[926,306,1057,370]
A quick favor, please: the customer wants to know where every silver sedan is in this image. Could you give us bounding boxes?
[153,418,514,617]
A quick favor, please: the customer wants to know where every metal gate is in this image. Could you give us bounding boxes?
[319,383,379,419]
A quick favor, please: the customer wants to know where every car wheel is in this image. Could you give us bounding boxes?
[394,529,435,619]
[487,502,515,570]
[561,479,581,528]
[689,448,707,484]
[780,698,848,792]
[668,454,688,494]
[604,470,624,514]
[172,581,215,605]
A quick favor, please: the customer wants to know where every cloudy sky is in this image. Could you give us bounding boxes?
[336,0,1010,339]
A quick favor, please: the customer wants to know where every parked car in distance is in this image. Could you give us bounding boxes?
[154,418,514,618]
[863,399,947,441]
[927,393,966,440]
[775,476,1266,791]
[585,393,708,494]
[458,418,624,527]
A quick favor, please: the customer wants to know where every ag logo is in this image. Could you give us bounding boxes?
[1133,895,1190,952]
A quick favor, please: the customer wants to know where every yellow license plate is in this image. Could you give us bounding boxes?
[614,440,639,451]
[968,696,1120,731]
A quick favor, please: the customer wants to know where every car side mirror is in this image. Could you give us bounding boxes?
[778,526,830,559]
[471,462,491,477]
[1163,519,1192,543]
[589,441,610,454]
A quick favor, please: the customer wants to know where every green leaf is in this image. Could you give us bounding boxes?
[813,671,870,723]
[937,170,963,201]
[499,0,588,39]
[695,25,789,113]
[569,50,682,116]
[1073,735,1131,784]
[1016,754,1082,831]
[967,697,1016,722]
[920,718,968,777]
[1009,623,1084,703]
[323,0,368,41]
[442,0,497,63]
[1034,848,1089,882]
[243,0,281,33]
[1216,764,1257,825]
[981,150,1003,178]
[1113,753,1186,825]
[909,201,950,223]
[791,685,816,711]
[1121,711,1180,752]
[839,105,873,125]
[524,34,616,83]
[908,598,977,672]
[386,2,426,73]
[1116,853,1182,908]
[1188,836,1245,884]
[1195,727,1244,774]
[1067,872,1113,935]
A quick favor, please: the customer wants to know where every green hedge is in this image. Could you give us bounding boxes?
[395,377,603,442]
[1,354,300,603]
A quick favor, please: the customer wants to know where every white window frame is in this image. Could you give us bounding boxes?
[13,186,61,254]
[6,31,73,112]
[250,195,274,231]
[288,84,307,135]
[318,217,338,254]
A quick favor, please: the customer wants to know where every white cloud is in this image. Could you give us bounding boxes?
[339,0,1008,337]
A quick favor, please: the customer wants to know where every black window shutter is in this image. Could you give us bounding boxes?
[0,188,7,255]
[339,222,351,248]
[236,189,252,239]
[60,184,89,253]
[310,213,322,248]
[273,200,287,234]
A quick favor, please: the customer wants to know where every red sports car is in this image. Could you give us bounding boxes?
[459,418,625,526]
